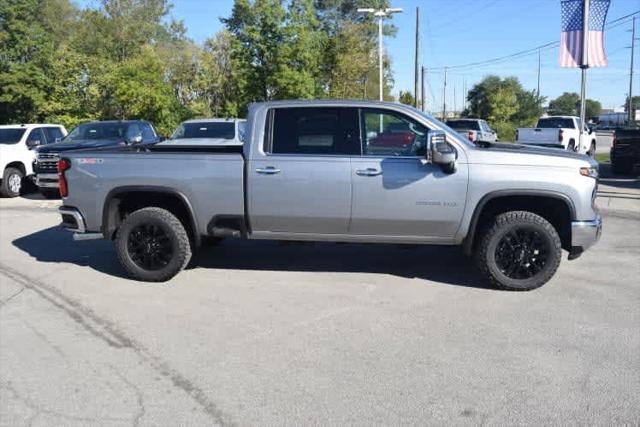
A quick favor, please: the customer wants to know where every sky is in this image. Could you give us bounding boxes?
[82,0,640,112]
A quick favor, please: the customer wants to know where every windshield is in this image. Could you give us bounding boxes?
[64,122,130,141]
[446,120,480,131]
[171,122,235,140]
[0,129,27,145]
[537,118,575,129]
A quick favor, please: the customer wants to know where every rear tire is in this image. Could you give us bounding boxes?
[1,167,24,198]
[475,211,562,291]
[588,141,596,157]
[115,207,192,282]
[567,140,576,152]
[611,159,633,175]
[40,188,61,199]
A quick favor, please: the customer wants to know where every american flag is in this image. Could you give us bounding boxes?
[559,0,610,68]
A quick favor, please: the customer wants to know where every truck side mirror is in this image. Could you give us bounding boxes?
[426,130,456,174]
[127,134,143,144]
[26,139,41,149]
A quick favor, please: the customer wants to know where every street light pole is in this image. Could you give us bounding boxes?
[358,7,403,101]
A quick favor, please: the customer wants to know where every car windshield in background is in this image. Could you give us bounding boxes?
[172,122,235,140]
[446,120,480,131]
[537,118,574,129]
[65,123,128,141]
[0,129,26,144]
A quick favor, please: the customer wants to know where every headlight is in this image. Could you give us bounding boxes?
[579,166,599,179]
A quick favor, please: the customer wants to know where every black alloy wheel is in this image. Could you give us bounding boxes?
[127,223,174,271]
[494,227,550,280]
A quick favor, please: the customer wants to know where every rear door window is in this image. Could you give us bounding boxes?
[268,107,359,155]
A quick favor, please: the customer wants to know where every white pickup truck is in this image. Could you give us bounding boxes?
[516,116,596,156]
[0,124,67,197]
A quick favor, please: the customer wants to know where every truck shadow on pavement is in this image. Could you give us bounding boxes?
[12,226,130,279]
[192,239,493,290]
[12,226,495,289]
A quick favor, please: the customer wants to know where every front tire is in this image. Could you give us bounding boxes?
[1,167,24,198]
[475,211,562,291]
[115,207,192,282]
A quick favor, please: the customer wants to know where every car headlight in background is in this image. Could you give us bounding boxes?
[579,166,599,179]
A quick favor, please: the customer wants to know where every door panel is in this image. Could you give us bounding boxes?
[350,157,468,237]
[351,108,468,238]
[248,107,359,235]
[249,156,352,234]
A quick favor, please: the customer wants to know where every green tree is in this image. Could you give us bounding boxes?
[95,46,181,135]
[548,92,580,116]
[585,99,601,120]
[465,75,544,141]
[398,90,415,106]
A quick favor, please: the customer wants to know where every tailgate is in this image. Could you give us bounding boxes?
[518,128,560,144]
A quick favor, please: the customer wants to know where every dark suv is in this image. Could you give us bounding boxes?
[35,120,160,197]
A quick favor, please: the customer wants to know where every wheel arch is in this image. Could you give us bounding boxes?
[463,190,576,255]
[102,186,200,247]
[4,161,27,176]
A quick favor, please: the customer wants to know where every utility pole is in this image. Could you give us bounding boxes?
[453,82,457,116]
[628,16,636,124]
[421,66,426,111]
[578,0,590,152]
[537,49,541,96]
[442,67,447,120]
[357,7,403,102]
[414,7,420,108]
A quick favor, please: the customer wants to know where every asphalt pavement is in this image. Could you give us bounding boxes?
[0,169,638,425]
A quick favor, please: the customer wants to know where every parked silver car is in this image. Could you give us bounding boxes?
[446,118,498,144]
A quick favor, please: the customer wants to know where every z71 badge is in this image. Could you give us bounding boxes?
[78,158,104,165]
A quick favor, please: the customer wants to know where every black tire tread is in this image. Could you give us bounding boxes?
[115,207,192,282]
[475,211,562,291]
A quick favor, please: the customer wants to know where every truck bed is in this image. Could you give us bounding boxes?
[61,148,245,234]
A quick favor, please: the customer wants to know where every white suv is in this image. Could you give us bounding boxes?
[0,124,67,197]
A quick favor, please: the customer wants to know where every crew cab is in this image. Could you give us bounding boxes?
[516,116,596,156]
[445,119,498,144]
[0,124,67,197]
[161,118,246,147]
[610,127,640,175]
[57,100,602,291]
[34,120,160,198]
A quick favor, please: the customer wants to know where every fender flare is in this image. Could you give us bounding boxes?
[462,189,576,255]
[102,185,200,246]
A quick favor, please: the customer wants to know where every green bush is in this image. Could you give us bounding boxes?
[493,121,516,142]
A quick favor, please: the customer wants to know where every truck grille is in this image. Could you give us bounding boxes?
[36,153,60,174]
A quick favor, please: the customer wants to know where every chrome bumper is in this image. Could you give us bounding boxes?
[36,173,59,188]
[58,207,104,241]
[571,215,602,252]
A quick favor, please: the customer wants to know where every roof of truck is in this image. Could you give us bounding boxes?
[181,118,245,123]
[0,123,64,128]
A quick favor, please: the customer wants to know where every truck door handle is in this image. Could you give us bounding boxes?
[355,168,382,176]
[256,167,281,175]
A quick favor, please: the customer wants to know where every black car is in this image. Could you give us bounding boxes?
[610,128,640,175]
[34,120,160,197]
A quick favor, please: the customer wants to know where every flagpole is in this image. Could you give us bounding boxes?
[579,0,590,152]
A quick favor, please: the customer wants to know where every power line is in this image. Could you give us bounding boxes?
[427,10,640,71]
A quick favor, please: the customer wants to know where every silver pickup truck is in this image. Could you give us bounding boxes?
[57,100,601,291]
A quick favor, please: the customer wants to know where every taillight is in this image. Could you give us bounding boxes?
[467,130,474,142]
[57,159,71,198]
[558,129,564,142]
